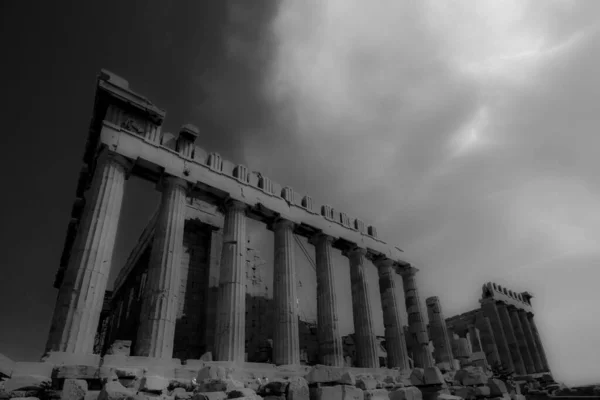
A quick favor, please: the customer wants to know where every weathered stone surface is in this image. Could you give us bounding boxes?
[286,377,308,400]
[356,376,378,391]
[258,381,287,396]
[364,389,390,400]
[0,354,15,378]
[305,365,344,384]
[409,369,425,386]
[337,372,356,386]
[315,385,363,400]
[196,367,228,382]
[140,375,170,393]
[473,386,490,397]
[390,386,422,400]
[107,341,132,356]
[453,367,487,386]
[423,367,445,386]
[488,380,508,397]
[61,379,88,400]
[6,397,39,400]
[97,381,134,400]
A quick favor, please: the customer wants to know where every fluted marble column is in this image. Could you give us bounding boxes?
[475,312,501,367]
[345,247,379,368]
[401,266,434,368]
[272,218,300,365]
[480,298,513,370]
[46,150,128,354]
[135,176,187,358]
[375,258,410,370]
[214,200,248,362]
[468,325,482,353]
[528,314,551,372]
[426,296,455,368]
[496,302,526,375]
[509,306,535,374]
[518,310,544,372]
[311,234,344,366]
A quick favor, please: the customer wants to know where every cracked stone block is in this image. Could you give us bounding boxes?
[61,379,88,400]
[356,376,378,391]
[140,376,170,393]
[453,367,488,386]
[305,365,345,384]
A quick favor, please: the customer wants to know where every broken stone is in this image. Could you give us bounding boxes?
[140,375,170,393]
[336,371,356,386]
[225,387,258,398]
[97,381,135,400]
[286,377,308,400]
[453,367,488,386]
[199,353,212,362]
[84,390,101,400]
[61,379,88,400]
[259,381,288,396]
[436,394,462,400]
[106,341,132,357]
[409,369,425,386]
[364,389,390,400]
[454,386,475,400]
[390,386,423,400]
[305,365,344,384]
[314,385,363,400]
[356,376,378,391]
[191,393,226,400]
[196,367,227,383]
[194,379,243,393]
[0,354,15,378]
[423,367,445,386]
[488,380,508,397]
[473,386,490,397]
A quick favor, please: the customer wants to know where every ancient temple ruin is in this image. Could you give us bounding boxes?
[0,70,558,400]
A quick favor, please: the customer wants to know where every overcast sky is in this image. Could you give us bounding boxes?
[1,0,599,386]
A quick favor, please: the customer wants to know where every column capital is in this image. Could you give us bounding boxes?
[106,151,132,170]
[308,232,335,246]
[399,264,419,277]
[372,256,395,269]
[221,199,248,213]
[272,217,296,231]
[341,246,367,258]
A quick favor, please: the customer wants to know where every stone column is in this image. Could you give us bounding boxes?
[272,218,300,365]
[528,314,551,372]
[426,296,455,368]
[474,312,500,367]
[311,234,344,367]
[135,177,187,358]
[375,258,410,370]
[46,150,128,354]
[401,266,434,368]
[496,302,526,375]
[480,299,513,371]
[518,310,544,372]
[345,247,379,368]
[214,200,248,363]
[508,306,535,374]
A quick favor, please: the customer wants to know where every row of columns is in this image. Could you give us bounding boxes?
[46,149,433,370]
[481,298,550,375]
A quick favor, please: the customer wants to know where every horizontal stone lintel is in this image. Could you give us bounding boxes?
[100,123,407,265]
